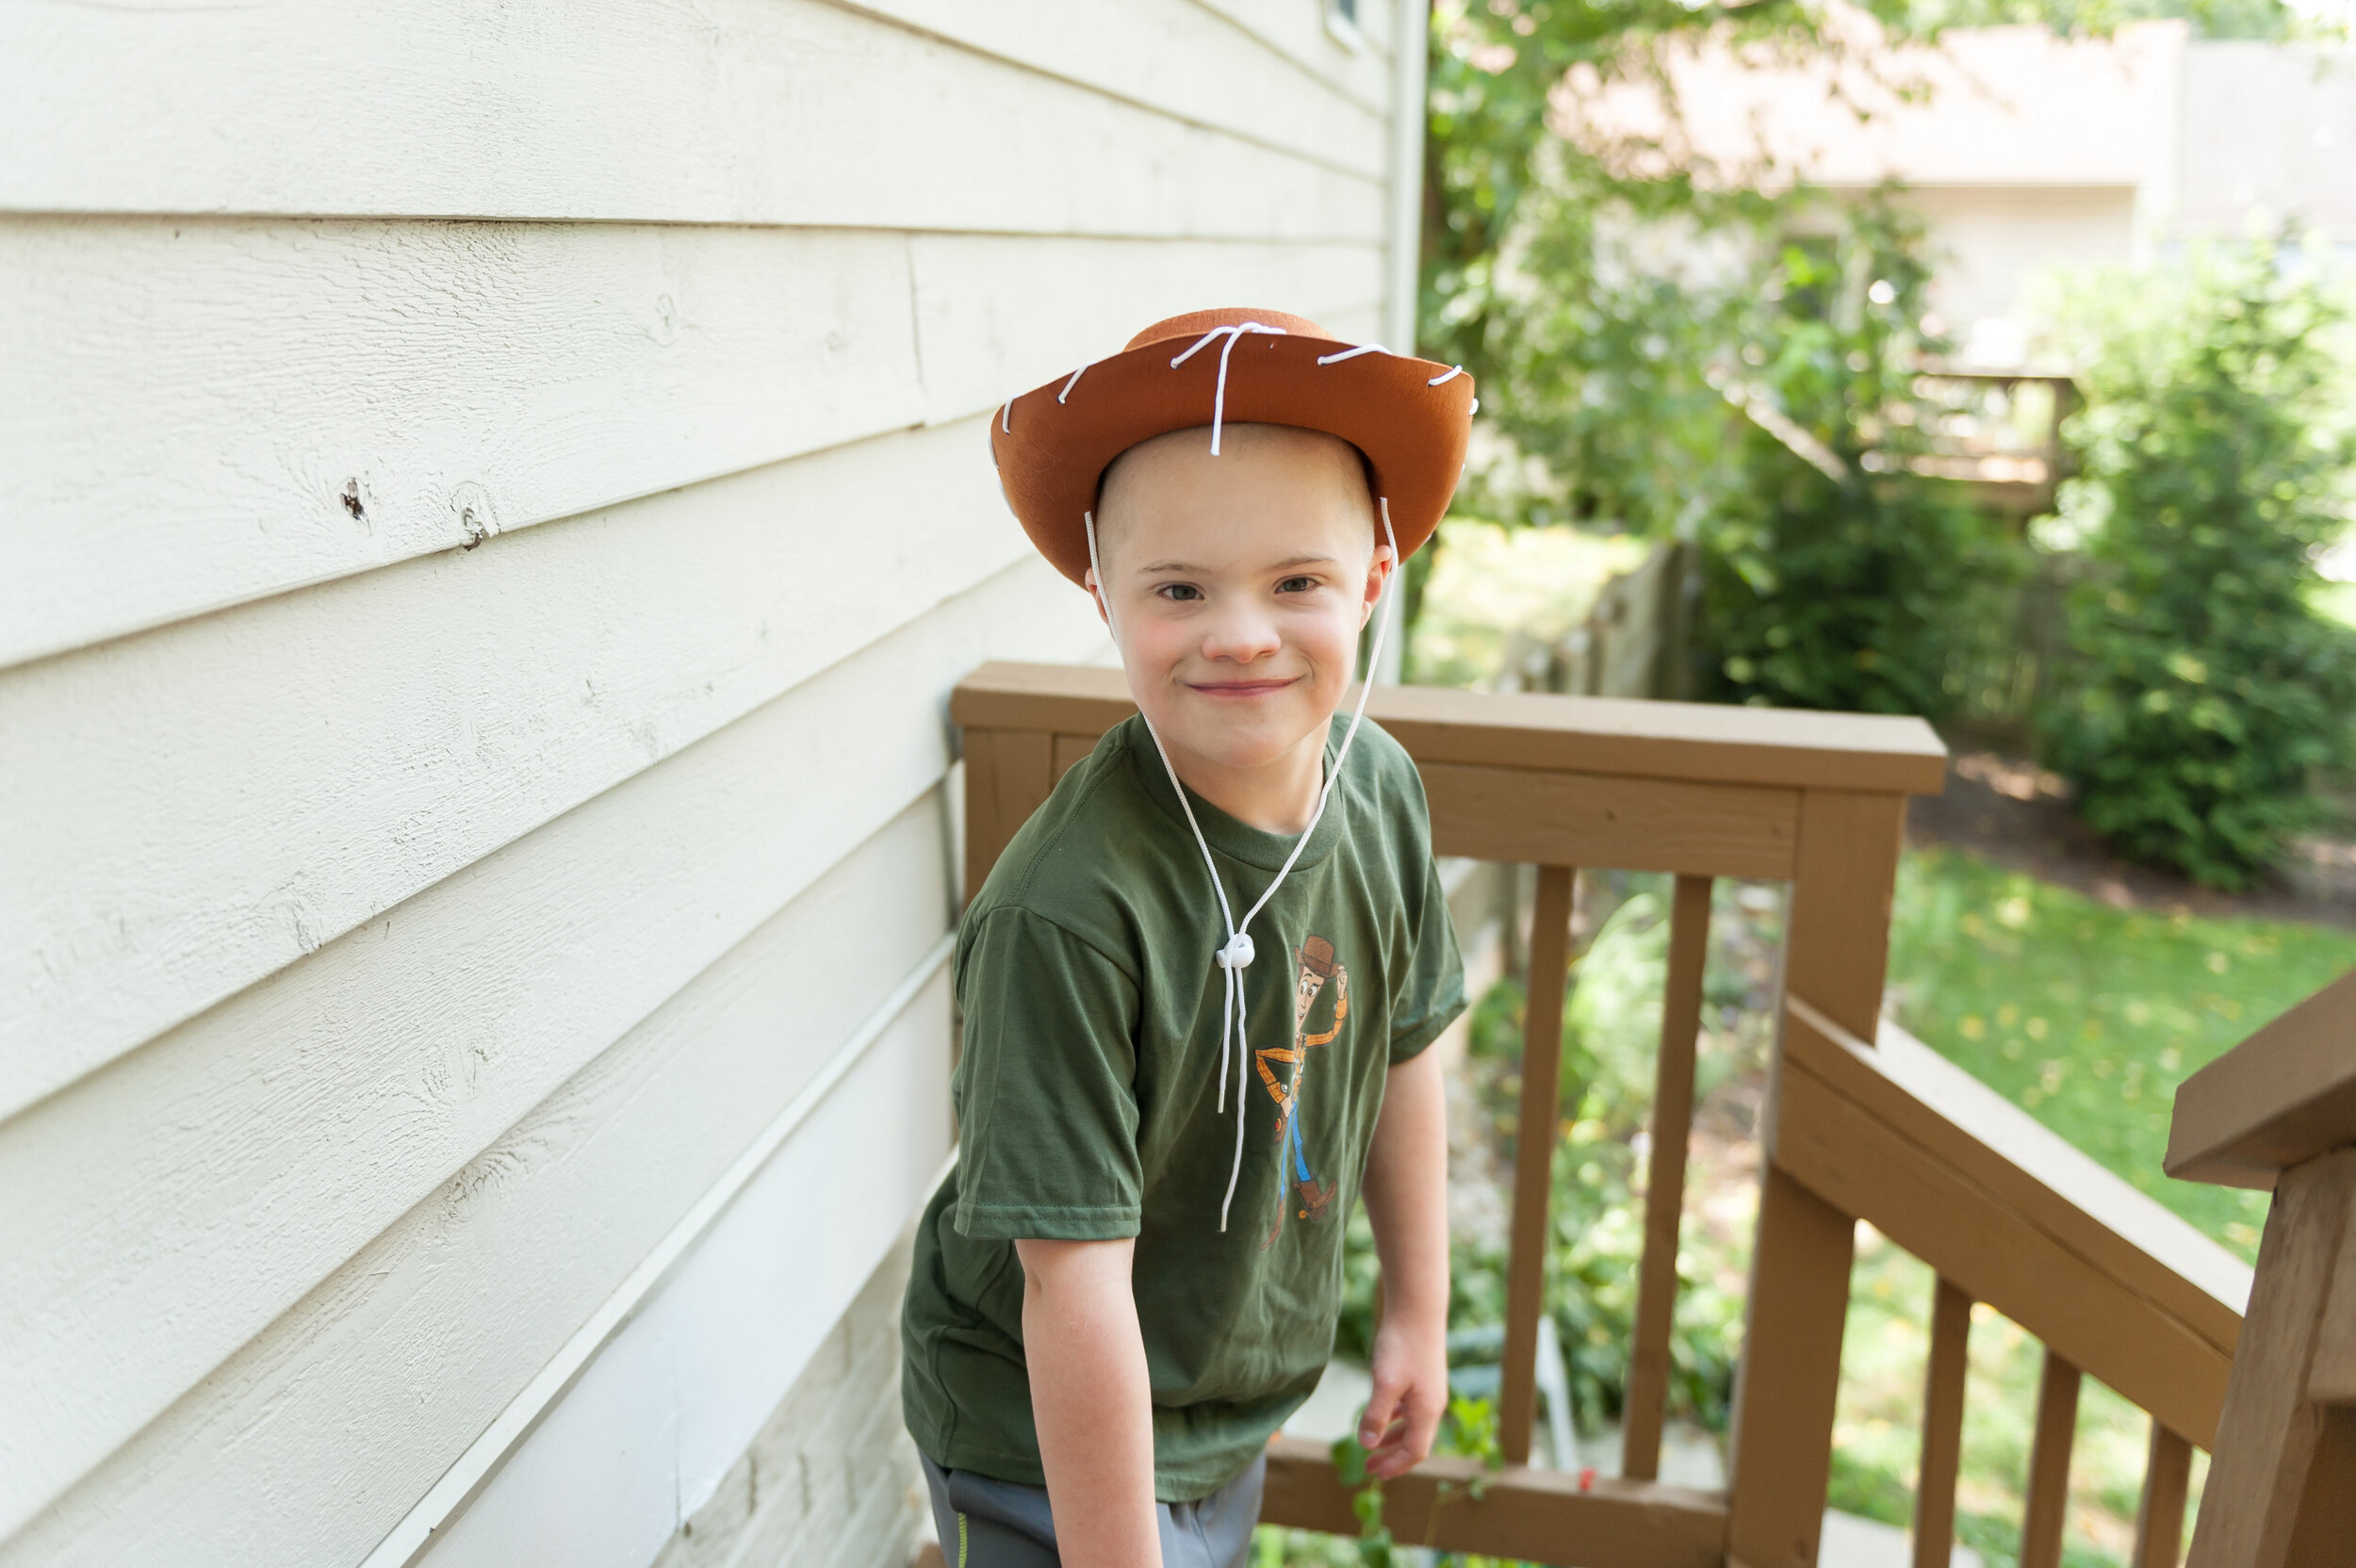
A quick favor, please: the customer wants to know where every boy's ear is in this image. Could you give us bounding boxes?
[1360,543,1397,626]
[1084,570,1111,631]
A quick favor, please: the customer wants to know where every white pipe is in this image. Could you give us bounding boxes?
[1378,0,1432,688]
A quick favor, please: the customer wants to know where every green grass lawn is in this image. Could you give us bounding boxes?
[1886,846,2356,1262]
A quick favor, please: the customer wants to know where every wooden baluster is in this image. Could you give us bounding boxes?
[2021,1348,2083,1568]
[1498,863,1577,1468]
[2135,1419,2193,1568]
[1621,873,1711,1481]
[1914,1277,1973,1568]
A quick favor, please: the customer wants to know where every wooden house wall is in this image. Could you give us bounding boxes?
[0,3,1413,1563]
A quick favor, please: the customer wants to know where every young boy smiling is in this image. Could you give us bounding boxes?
[902,309,1476,1568]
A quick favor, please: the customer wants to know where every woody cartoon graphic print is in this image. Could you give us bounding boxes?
[1256,935,1348,1243]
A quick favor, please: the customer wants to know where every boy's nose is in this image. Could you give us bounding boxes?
[1198,606,1283,664]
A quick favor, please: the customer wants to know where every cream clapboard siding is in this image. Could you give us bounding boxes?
[1,1,1419,1564]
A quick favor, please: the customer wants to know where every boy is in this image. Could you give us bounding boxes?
[902,309,1477,1568]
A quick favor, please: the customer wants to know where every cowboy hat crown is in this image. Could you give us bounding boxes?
[989,306,1476,585]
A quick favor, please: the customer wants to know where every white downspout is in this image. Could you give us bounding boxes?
[1380,0,1432,686]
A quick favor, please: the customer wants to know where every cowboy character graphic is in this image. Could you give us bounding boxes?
[1257,935,1348,1242]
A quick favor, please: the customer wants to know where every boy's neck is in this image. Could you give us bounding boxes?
[1160,715,1333,837]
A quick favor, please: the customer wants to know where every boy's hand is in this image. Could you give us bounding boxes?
[1358,1313,1448,1478]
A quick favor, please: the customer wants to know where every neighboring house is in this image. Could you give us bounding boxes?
[1586,16,2356,364]
[0,6,1426,1567]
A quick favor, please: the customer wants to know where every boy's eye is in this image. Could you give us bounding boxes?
[1155,582,1204,602]
[1276,575,1320,595]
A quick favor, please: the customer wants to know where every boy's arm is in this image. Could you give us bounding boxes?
[1013,1236,1164,1568]
[1356,1045,1451,1478]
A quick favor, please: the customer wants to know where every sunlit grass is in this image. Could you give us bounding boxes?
[1886,846,2356,1262]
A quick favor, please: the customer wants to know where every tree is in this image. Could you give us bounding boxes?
[1415,2,2019,715]
[2036,238,2356,887]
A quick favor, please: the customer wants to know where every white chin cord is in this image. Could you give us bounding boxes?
[1085,498,1400,1232]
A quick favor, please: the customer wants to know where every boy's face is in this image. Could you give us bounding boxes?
[1089,424,1392,778]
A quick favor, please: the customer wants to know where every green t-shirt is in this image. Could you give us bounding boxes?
[900,712,1466,1501]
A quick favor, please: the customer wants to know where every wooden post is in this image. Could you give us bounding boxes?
[2187,1148,2356,1568]
[1913,1278,1973,1568]
[1728,791,1905,1567]
[1622,873,1711,1481]
[958,727,1053,906]
[1497,864,1577,1467]
[2135,1421,2192,1568]
[2021,1349,2083,1568]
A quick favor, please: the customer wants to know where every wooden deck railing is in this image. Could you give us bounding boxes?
[950,662,2252,1568]
[2167,969,2356,1564]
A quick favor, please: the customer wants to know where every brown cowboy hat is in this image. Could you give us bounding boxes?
[989,306,1476,587]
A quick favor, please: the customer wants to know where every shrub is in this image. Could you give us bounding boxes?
[2037,238,2356,888]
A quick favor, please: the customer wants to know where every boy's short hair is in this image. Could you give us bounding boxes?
[1090,423,1381,568]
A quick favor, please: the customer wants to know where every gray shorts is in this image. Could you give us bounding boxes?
[919,1451,1266,1568]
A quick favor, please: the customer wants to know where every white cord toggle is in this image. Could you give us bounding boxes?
[1082,495,1401,1234]
[1169,321,1286,456]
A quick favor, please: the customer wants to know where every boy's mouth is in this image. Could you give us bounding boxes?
[1186,676,1301,699]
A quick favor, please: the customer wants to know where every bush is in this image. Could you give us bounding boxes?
[1698,205,2023,717]
[2037,238,2356,888]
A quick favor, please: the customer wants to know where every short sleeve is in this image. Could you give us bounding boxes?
[951,906,1145,1241]
[1386,839,1468,1067]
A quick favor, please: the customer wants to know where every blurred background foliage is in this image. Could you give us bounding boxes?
[1415,0,2356,889]
[2032,239,2356,886]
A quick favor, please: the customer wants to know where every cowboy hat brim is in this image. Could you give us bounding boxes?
[989,308,1475,586]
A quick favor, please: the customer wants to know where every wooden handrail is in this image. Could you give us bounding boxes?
[1782,1004,2248,1567]
[950,662,1950,792]
[2167,967,2356,1189]
[1778,999,2250,1446]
